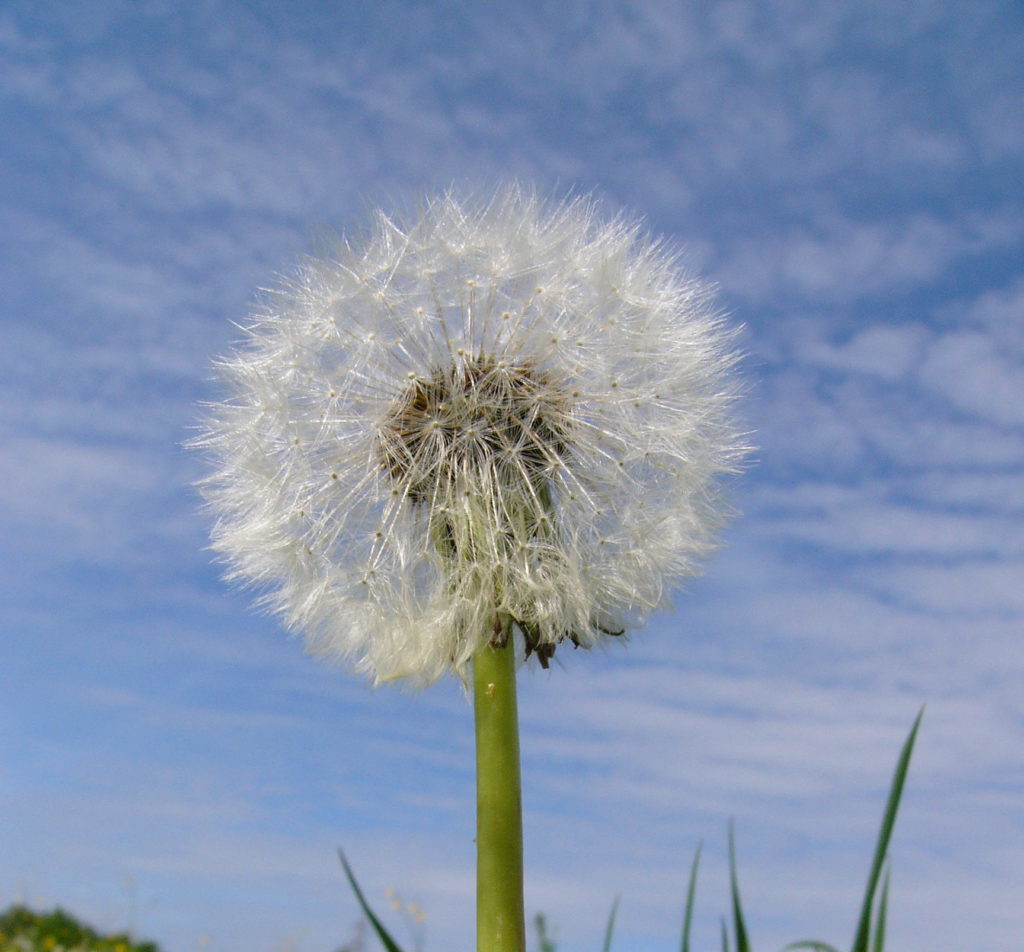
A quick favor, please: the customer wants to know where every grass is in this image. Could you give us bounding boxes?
[0,905,161,952]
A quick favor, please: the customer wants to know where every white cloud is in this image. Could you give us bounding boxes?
[918,329,1024,426]
[861,559,1024,615]
[795,321,929,381]
[725,211,1019,303]
[769,497,1023,556]
[0,436,155,541]
[908,470,1024,509]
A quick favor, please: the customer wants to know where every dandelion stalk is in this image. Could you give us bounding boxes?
[473,615,526,952]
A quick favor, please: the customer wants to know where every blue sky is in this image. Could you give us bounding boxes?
[2,2,1022,951]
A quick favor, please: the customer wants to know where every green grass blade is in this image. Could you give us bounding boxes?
[534,912,557,952]
[600,895,620,952]
[721,917,731,952]
[870,868,891,952]
[728,822,751,952]
[337,849,407,952]
[783,942,842,952]
[680,842,702,952]
[851,707,923,952]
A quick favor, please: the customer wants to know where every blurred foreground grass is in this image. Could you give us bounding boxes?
[0,906,160,952]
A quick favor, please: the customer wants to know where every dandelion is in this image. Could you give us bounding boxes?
[196,187,744,687]
[195,186,745,952]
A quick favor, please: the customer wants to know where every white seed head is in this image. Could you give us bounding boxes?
[195,186,747,686]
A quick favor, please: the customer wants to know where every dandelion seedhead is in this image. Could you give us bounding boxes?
[197,186,746,686]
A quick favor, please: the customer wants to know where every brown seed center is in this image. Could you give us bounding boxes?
[378,355,572,503]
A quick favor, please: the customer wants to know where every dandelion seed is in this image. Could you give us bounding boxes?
[195,186,746,686]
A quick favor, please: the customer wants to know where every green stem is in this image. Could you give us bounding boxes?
[473,615,526,952]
